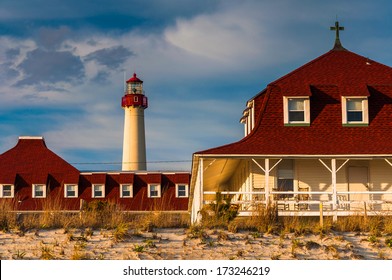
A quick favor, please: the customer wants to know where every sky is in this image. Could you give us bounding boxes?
[1,0,392,172]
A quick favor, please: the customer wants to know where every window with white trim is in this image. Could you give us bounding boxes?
[0,184,14,198]
[120,184,133,198]
[283,97,310,125]
[148,184,161,198]
[64,184,78,198]
[241,100,255,136]
[32,184,46,198]
[342,97,369,125]
[92,184,105,198]
[276,160,294,199]
[175,184,189,198]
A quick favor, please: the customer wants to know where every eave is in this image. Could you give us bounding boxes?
[193,154,392,159]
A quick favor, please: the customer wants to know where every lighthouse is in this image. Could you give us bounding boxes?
[121,73,148,171]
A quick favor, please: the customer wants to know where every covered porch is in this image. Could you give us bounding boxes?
[190,156,392,224]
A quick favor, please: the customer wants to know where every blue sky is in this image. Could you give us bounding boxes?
[1,0,392,171]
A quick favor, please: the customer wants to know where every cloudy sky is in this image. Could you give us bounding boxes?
[1,0,392,171]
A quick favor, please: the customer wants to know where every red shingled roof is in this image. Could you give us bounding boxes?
[0,137,80,183]
[197,48,392,156]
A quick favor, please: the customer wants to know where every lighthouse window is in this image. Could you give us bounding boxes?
[176,184,188,198]
[148,184,161,198]
[92,184,105,198]
[120,184,133,198]
[32,184,46,198]
[134,96,139,102]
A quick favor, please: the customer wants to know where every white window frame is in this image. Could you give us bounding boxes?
[148,184,161,198]
[341,97,369,125]
[175,184,189,198]
[283,96,310,124]
[241,100,255,136]
[120,184,133,198]
[0,184,14,198]
[92,184,105,198]
[32,184,46,198]
[64,184,78,198]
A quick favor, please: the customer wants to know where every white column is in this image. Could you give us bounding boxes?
[331,158,338,222]
[200,158,204,209]
[191,158,203,224]
[265,158,270,205]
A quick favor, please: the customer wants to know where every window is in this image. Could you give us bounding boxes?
[283,97,310,125]
[241,100,255,136]
[64,184,78,198]
[134,96,139,102]
[120,184,133,198]
[0,184,14,198]
[347,99,363,121]
[32,184,46,198]
[289,98,305,121]
[148,184,161,198]
[92,184,105,198]
[342,97,368,125]
[276,160,294,199]
[176,184,189,198]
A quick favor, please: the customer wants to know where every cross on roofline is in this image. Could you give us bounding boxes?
[330,21,345,50]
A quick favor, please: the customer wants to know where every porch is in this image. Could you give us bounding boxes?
[191,156,392,223]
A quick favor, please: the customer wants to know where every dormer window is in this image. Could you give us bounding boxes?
[241,100,255,136]
[148,184,161,198]
[342,97,368,125]
[347,99,363,121]
[176,184,189,198]
[32,184,46,198]
[120,184,133,198]
[92,184,105,198]
[64,184,78,198]
[283,97,310,125]
[0,184,14,198]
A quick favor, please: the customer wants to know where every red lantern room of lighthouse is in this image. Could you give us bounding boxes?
[122,73,148,109]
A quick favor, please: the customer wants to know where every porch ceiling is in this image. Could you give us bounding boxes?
[203,158,241,191]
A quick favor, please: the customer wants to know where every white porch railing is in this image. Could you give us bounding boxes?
[202,190,392,217]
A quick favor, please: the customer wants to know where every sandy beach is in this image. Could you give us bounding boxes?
[1,227,391,260]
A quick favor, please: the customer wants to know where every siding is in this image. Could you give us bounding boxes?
[370,160,392,210]
[250,159,276,190]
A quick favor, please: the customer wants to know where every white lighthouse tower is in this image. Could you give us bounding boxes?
[121,73,148,171]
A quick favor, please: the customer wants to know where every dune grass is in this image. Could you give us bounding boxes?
[1,198,392,238]
[0,199,189,233]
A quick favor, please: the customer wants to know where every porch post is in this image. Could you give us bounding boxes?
[331,158,338,222]
[199,158,204,217]
[191,157,204,224]
[265,158,270,205]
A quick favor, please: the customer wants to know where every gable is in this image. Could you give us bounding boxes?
[0,137,80,184]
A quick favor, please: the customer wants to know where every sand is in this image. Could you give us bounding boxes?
[1,227,392,260]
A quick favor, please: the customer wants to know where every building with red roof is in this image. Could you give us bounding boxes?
[190,22,392,223]
[0,136,189,212]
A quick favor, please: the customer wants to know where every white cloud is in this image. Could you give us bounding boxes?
[165,13,265,64]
